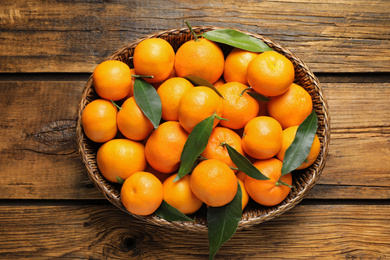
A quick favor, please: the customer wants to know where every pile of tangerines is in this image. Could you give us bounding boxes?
[81,33,320,218]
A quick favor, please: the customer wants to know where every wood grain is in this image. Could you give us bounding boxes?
[0,0,389,73]
[0,81,389,200]
[0,204,389,259]
[0,81,102,199]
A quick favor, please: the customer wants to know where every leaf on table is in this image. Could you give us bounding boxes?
[184,76,224,99]
[225,144,269,180]
[133,78,162,129]
[174,115,214,181]
[281,110,319,176]
[154,200,194,222]
[207,182,242,260]
[202,29,273,53]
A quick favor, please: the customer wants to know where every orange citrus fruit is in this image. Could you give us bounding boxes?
[245,158,292,206]
[238,179,249,210]
[151,67,177,89]
[97,139,147,183]
[116,97,154,141]
[133,38,175,84]
[242,116,283,159]
[213,77,226,88]
[145,164,172,184]
[236,171,247,183]
[157,77,194,121]
[81,99,118,143]
[125,68,136,99]
[121,171,163,216]
[178,86,224,133]
[190,159,238,207]
[267,83,313,129]
[276,125,321,170]
[145,121,188,173]
[163,174,203,215]
[224,48,258,85]
[217,82,260,129]
[247,51,295,96]
[175,38,224,84]
[201,126,244,171]
[92,60,133,101]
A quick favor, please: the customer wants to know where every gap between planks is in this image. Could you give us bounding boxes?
[0,72,389,83]
[0,199,389,207]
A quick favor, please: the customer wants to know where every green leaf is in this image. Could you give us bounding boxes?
[281,110,319,176]
[184,76,224,99]
[174,115,214,181]
[225,144,269,180]
[207,182,242,260]
[133,78,162,129]
[154,200,194,222]
[202,29,273,53]
[246,91,271,102]
[116,176,124,184]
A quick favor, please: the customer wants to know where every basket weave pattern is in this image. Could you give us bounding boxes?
[76,26,330,232]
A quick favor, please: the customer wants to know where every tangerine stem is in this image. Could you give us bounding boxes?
[213,113,228,121]
[275,180,293,188]
[185,20,199,41]
[240,86,252,97]
[131,74,154,78]
[111,100,122,110]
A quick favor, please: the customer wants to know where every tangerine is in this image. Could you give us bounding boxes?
[117,97,154,141]
[81,99,118,143]
[97,139,147,183]
[178,86,224,133]
[241,116,283,159]
[224,48,258,85]
[190,159,237,207]
[121,171,163,216]
[92,60,133,101]
[157,77,194,121]
[175,38,224,84]
[247,51,295,96]
[213,78,226,88]
[267,83,313,129]
[145,121,188,173]
[163,174,203,215]
[133,38,175,84]
[200,126,244,171]
[245,158,292,206]
[125,68,136,99]
[238,179,249,210]
[218,82,260,129]
[276,126,321,170]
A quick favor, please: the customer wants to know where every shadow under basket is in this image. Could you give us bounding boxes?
[76,26,330,232]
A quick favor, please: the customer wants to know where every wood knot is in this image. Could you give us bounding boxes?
[121,236,137,252]
[25,119,77,155]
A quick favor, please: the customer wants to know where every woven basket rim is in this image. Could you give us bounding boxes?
[76,26,331,232]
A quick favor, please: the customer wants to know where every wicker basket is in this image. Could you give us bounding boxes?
[76,26,330,232]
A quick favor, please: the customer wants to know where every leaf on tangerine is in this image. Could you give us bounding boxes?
[281,110,318,176]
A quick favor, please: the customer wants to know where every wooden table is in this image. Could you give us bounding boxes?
[1,1,389,259]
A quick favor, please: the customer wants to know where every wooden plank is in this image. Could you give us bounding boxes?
[0,0,389,73]
[0,81,103,199]
[0,81,389,200]
[0,204,389,259]
[317,83,390,188]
